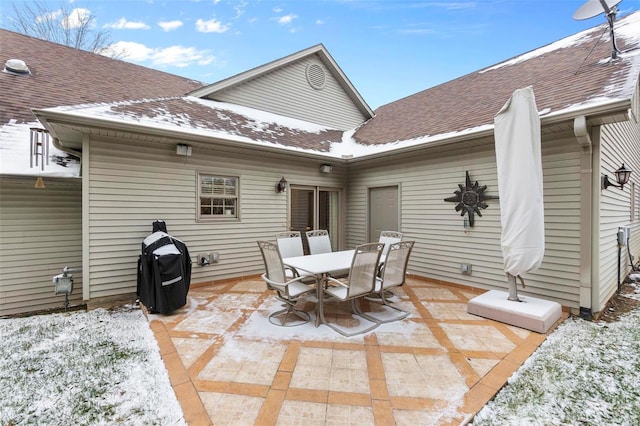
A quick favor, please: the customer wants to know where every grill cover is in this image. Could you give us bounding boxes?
[137,223,191,314]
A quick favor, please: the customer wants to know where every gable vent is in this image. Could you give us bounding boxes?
[306,63,326,90]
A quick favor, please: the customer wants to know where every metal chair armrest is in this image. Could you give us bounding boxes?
[325,276,348,288]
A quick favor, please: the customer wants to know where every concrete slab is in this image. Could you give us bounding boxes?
[467,290,562,334]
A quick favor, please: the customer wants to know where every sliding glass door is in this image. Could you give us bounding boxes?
[290,186,341,254]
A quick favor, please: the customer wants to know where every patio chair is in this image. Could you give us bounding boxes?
[378,230,403,257]
[275,231,306,279]
[306,229,349,278]
[319,242,384,337]
[375,230,404,292]
[257,240,316,327]
[306,229,332,255]
[357,240,414,324]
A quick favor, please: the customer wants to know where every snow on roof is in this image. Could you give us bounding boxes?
[481,10,640,74]
[41,95,508,160]
[352,11,640,147]
[2,12,639,176]
[0,120,80,178]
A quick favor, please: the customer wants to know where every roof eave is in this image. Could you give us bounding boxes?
[31,108,346,163]
[32,96,631,165]
[347,97,633,163]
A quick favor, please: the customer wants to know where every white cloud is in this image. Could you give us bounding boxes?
[195,18,229,33]
[316,19,324,25]
[105,17,151,30]
[278,14,297,25]
[150,45,215,67]
[158,20,183,32]
[61,8,91,29]
[35,10,62,24]
[101,41,153,61]
[35,7,92,29]
[102,41,215,68]
[233,1,248,19]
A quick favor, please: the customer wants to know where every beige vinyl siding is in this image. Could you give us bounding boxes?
[209,56,367,130]
[86,136,347,300]
[0,177,83,315]
[347,136,583,308]
[598,118,640,312]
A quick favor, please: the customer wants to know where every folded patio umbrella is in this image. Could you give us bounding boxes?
[494,86,545,301]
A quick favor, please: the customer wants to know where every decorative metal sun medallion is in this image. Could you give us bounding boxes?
[444,171,498,227]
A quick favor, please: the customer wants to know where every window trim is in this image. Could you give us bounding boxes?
[197,172,240,221]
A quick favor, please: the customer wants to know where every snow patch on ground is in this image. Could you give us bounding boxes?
[471,281,640,425]
[0,306,184,425]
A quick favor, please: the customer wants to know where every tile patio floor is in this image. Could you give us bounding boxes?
[146,275,566,425]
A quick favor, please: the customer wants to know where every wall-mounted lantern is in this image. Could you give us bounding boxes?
[602,163,632,190]
[276,176,288,193]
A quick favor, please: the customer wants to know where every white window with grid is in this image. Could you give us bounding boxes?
[198,174,238,219]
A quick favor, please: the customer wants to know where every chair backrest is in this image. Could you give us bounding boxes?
[380,241,414,290]
[346,242,384,298]
[379,231,403,257]
[275,231,304,258]
[257,240,286,284]
[306,229,332,255]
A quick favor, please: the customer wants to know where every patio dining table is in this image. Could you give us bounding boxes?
[283,250,355,327]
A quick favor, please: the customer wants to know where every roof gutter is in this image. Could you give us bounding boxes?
[540,98,631,126]
[32,108,345,163]
[33,97,632,165]
[51,137,82,160]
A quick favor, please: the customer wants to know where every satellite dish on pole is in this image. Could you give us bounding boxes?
[573,0,623,58]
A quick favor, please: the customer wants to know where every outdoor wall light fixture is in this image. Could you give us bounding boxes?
[602,163,633,190]
[276,176,288,193]
[176,143,192,156]
[320,164,333,173]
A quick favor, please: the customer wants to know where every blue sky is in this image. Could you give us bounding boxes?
[3,0,640,109]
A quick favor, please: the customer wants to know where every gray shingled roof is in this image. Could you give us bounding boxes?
[88,97,344,151]
[0,29,204,127]
[353,11,640,146]
[3,12,639,167]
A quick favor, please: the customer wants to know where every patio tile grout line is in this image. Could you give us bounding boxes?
[149,278,561,425]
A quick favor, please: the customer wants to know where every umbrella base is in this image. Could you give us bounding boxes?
[467,290,562,333]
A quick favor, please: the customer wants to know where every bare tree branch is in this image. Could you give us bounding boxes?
[6,1,116,55]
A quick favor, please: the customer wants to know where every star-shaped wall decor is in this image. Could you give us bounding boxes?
[444,171,499,227]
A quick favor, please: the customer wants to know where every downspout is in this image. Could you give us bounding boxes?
[573,116,594,319]
[81,134,90,302]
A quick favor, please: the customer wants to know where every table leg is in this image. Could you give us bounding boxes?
[315,274,325,327]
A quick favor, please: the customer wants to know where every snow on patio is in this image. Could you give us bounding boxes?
[1,277,639,425]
